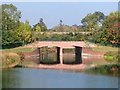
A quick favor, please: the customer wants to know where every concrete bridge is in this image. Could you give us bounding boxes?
[26,41,89,64]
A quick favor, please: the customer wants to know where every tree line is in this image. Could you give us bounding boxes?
[1,4,120,48]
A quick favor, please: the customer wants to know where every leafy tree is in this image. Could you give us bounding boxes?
[2,4,21,31]
[33,18,47,32]
[81,11,105,32]
[99,11,120,46]
[32,25,41,42]
[35,25,41,32]
[16,21,32,45]
[1,4,21,47]
[81,11,106,43]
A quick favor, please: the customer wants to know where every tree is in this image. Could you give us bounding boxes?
[59,20,63,26]
[1,4,21,47]
[2,4,21,32]
[35,25,41,32]
[59,19,64,32]
[99,11,120,46]
[81,11,105,32]
[16,21,32,45]
[32,25,41,42]
[81,11,106,43]
[33,18,47,32]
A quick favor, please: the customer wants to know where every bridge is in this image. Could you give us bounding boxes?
[25,41,90,64]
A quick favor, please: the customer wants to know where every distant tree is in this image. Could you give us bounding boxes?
[81,11,106,43]
[35,25,41,32]
[81,11,105,32]
[59,20,63,26]
[33,18,47,32]
[32,25,41,42]
[59,19,64,32]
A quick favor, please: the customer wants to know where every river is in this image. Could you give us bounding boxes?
[2,68,119,88]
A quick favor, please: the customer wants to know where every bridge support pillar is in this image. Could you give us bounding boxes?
[75,46,82,64]
[37,47,41,64]
[60,47,63,64]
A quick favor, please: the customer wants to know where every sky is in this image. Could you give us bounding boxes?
[2,1,118,29]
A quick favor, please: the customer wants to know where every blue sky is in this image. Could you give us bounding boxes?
[2,2,118,29]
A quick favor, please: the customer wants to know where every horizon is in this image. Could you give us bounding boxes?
[2,2,118,29]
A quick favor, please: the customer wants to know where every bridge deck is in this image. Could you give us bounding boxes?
[26,41,87,48]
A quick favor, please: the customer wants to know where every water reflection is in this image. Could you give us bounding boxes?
[23,48,106,65]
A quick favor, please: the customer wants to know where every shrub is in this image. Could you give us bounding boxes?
[104,51,119,63]
[85,64,120,76]
[1,52,21,68]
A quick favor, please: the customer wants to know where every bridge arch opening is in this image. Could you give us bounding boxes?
[37,46,82,64]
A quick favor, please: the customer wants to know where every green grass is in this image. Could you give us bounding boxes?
[1,47,35,53]
[85,64,120,77]
[104,51,119,63]
[92,46,118,52]
[104,56,113,60]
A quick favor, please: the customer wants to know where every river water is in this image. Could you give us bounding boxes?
[2,68,119,88]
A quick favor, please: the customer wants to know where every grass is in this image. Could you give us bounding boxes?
[104,51,119,63]
[1,47,35,53]
[1,42,119,68]
[1,52,21,68]
[92,45,118,52]
[85,64,120,77]
[0,46,36,68]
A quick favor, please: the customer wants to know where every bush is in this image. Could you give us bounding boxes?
[1,52,21,68]
[2,41,23,49]
[85,64,120,76]
[104,51,119,63]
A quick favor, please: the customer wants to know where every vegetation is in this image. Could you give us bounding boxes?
[1,52,21,68]
[81,11,105,32]
[35,32,88,41]
[104,51,119,63]
[1,4,120,49]
[2,4,22,48]
[88,11,120,47]
[85,64,120,77]
[2,47,35,53]
[92,46,118,52]
[16,21,32,45]
[1,4,120,76]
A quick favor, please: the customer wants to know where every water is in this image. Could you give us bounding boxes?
[2,68,119,88]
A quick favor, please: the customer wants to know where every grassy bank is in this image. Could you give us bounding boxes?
[1,47,35,53]
[1,43,119,77]
[1,52,21,68]
[92,45,118,52]
[85,64,120,77]
[85,45,119,76]
[104,51,119,63]
[1,47,36,68]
